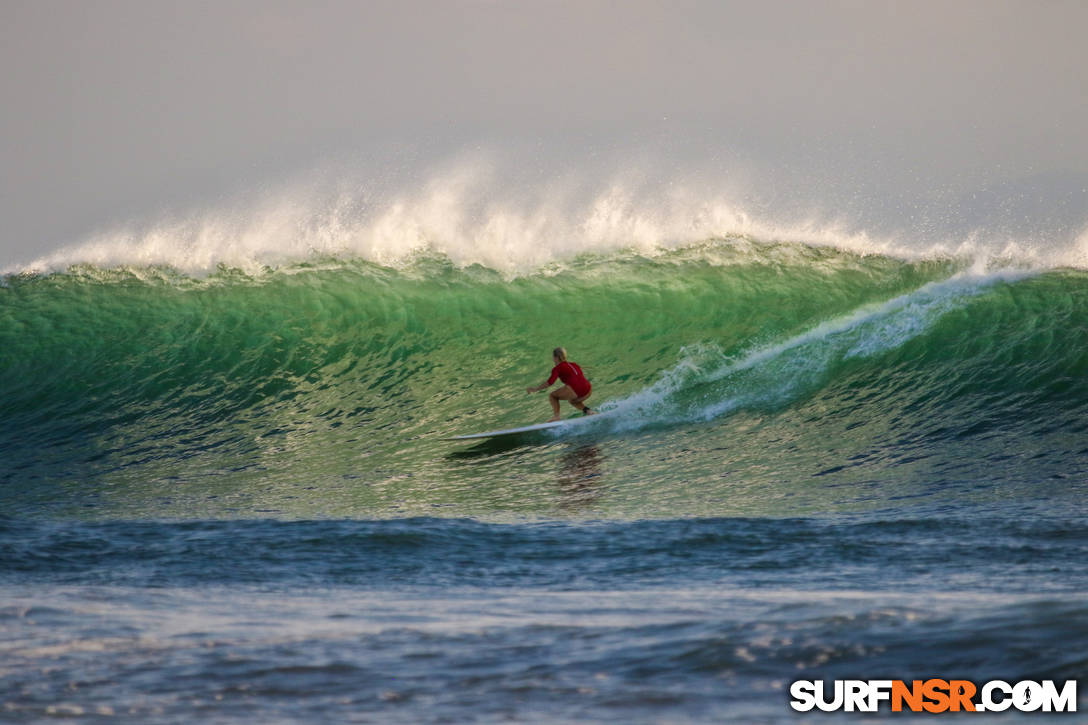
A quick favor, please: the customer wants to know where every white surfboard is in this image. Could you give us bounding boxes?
[445,413,600,441]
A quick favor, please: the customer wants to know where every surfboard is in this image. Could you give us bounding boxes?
[445,414,598,441]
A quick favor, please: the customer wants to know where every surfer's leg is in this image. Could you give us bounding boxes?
[548,386,576,421]
[572,392,595,415]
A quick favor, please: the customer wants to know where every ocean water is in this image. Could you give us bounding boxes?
[2,233,1087,722]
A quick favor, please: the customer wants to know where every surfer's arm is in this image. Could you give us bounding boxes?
[527,366,560,394]
[526,379,552,393]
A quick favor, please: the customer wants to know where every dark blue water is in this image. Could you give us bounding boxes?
[1,509,1085,722]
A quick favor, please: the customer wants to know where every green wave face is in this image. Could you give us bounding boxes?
[2,241,1087,519]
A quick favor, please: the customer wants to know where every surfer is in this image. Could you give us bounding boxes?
[527,347,596,422]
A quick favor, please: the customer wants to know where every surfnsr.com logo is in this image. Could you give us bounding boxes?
[790,679,1078,713]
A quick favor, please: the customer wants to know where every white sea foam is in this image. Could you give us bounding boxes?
[597,268,1034,430]
[8,156,1083,277]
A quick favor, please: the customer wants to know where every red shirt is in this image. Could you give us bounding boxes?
[547,361,591,397]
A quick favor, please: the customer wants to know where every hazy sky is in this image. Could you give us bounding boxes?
[2,0,1087,267]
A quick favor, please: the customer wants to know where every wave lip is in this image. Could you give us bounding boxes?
[9,163,1087,277]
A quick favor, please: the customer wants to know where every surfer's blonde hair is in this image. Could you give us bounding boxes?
[552,347,567,362]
